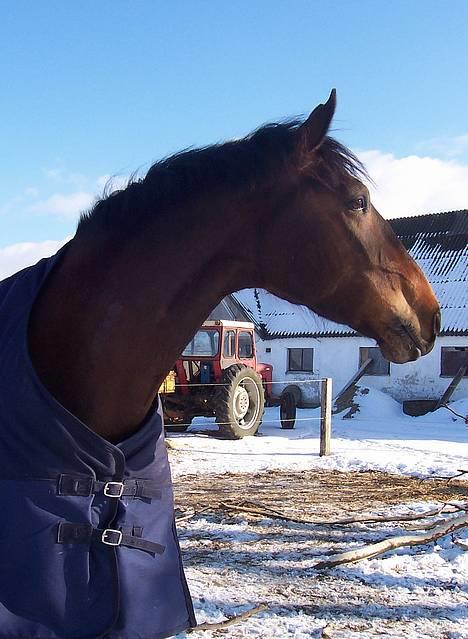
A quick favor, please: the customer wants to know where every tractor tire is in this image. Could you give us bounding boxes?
[215,364,265,439]
[280,392,297,429]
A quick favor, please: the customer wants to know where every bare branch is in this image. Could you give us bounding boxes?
[176,506,212,524]
[404,518,447,531]
[440,403,468,423]
[444,501,468,511]
[431,469,468,482]
[313,512,468,570]
[453,538,468,551]
[448,470,468,482]
[189,604,268,632]
[218,500,460,526]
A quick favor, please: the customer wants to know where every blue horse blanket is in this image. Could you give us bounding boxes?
[0,248,196,638]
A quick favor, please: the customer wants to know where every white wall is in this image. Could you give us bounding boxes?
[367,335,468,402]
[256,335,468,404]
[256,336,324,404]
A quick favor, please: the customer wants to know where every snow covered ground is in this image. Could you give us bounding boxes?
[168,388,468,480]
[167,387,468,638]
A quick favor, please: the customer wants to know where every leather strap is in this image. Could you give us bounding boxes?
[57,522,165,556]
[57,474,162,499]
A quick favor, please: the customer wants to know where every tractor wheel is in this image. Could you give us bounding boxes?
[280,392,297,429]
[215,364,265,439]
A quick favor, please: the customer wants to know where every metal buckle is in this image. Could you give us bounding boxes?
[101,529,123,546]
[103,481,124,498]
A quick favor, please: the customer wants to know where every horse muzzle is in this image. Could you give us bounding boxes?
[379,313,439,364]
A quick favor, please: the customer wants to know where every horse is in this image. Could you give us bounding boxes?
[0,90,440,638]
[29,89,439,444]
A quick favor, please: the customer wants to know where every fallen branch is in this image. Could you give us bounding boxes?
[313,512,468,569]
[447,470,468,482]
[431,469,468,482]
[404,517,447,531]
[447,501,468,511]
[218,501,309,522]
[189,604,268,632]
[175,506,212,524]
[440,403,468,423]
[453,538,468,551]
[219,500,459,526]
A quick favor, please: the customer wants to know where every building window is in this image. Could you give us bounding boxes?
[359,347,390,376]
[440,347,468,377]
[288,348,313,372]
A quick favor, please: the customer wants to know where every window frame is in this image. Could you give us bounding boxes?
[440,346,468,378]
[223,330,236,358]
[287,348,314,373]
[359,346,390,376]
[238,331,254,359]
[182,329,220,358]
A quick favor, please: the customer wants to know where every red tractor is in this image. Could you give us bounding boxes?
[160,320,273,439]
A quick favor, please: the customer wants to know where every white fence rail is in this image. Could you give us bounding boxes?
[163,376,333,455]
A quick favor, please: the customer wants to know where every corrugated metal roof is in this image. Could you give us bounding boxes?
[232,210,468,339]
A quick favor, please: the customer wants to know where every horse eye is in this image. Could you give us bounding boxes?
[349,197,367,212]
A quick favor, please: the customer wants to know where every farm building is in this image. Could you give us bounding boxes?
[231,209,468,407]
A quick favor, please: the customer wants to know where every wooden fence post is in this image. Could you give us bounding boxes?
[320,377,332,456]
[434,365,467,410]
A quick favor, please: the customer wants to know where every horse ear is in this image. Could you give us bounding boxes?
[299,89,336,153]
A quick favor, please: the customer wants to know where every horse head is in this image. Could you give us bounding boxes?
[259,91,440,364]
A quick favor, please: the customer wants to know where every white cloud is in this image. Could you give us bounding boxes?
[416,133,468,159]
[359,150,468,218]
[27,191,95,219]
[24,187,39,198]
[44,168,88,187]
[0,238,71,281]
[44,168,64,181]
[22,174,130,222]
[0,187,41,216]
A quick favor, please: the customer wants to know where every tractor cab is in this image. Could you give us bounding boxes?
[160,320,272,438]
[177,321,257,391]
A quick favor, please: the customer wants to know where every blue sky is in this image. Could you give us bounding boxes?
[1,0,468,257]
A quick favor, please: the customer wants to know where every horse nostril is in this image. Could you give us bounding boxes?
[433,310,441,337]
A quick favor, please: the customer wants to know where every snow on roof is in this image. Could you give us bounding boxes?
[232,210,468,338]
[233,288,354,338]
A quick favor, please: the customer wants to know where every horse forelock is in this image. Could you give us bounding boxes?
[310,138,369,191]
[77,120,367,234]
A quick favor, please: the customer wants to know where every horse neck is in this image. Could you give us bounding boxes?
[29,191,262,441]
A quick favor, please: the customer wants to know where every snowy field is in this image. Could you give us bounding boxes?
[167,387,468,638]
[168,388,468,480]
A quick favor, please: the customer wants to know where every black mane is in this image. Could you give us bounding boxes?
[78,120,366,234]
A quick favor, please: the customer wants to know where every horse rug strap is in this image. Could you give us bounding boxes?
[57,522,166,555]
[0,246,196,639]
[57,473,163,499]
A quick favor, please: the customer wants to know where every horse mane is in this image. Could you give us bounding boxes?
[77,120,367,234]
